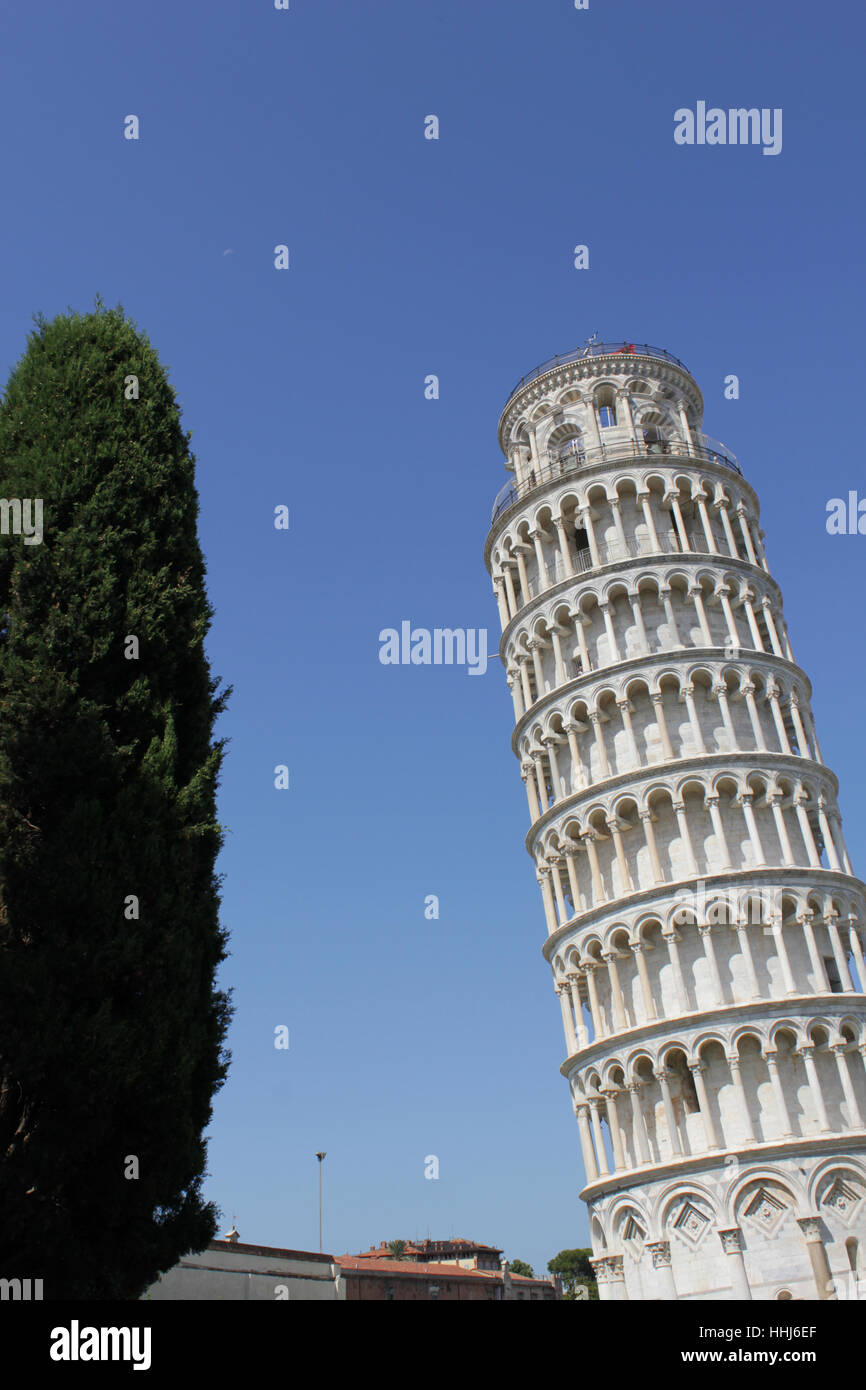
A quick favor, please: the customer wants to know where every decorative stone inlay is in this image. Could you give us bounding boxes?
[743,1186,789,1237]
[821,1176,864,1226]
[671,1199,711,1247]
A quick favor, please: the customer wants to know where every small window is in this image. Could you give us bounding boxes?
[599,405,615,428]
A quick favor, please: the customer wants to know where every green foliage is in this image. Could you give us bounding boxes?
[508,1258,534,1277]
[548,1248,599,1300]
[0,303,232,1299]
[386,1240,407,1260]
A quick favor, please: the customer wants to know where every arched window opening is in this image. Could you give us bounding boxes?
[667,1051,700,1113]
[596,387,617,430]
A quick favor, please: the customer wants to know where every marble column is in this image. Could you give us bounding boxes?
[557,983,578,1055]
[589,1098,611,1177]
[831,1043,863,1129]
[575,1103,599,1182]
[646,1241,678,1299]
[796,1216,833,1301]
[603,1089,627,1171]
[627,1081,651,1164]
[632,942,657,1021]
[656,1068,684,1156]
[663,929,690,1012]
[567,972,589,1049]
[650,694,675,760]
[640,810,665,884]
[798,1044,831,1132]
[718,1228,752,1300]
[764,1050,795,1137]
[728,1055,756,1142]
[689,1061,720,1149]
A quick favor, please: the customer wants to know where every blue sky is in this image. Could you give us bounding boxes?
[1,0,864,1278]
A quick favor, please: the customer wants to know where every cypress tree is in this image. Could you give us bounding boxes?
[0,303,232,1299]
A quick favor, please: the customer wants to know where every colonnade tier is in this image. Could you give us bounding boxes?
[550,887,866,1050]
[567,1007,866,1188]
[485,344,866,1299]
[514,654,814,774]
[486,460,769,635]
[529,756,855,929]
[502,564,794,723]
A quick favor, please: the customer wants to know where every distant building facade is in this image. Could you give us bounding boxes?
[142,1235,560,1301]
[336,1253,559,1300]
[353,1238,504,1270]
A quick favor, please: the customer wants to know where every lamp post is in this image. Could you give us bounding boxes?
[315,1152,326,1252]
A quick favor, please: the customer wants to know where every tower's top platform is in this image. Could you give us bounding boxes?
[505,341,690,404]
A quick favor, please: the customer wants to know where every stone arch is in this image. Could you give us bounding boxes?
[810,1159,866,1259]
[554,385,585,408]
[727,1172,809,1297]
[626,378,652,397]
[562,942,581,973]
[609,1194,650,1248]
[625,1046,656,1082]
[657,1180,721,1232]
[609,1197,652,1296]
[653,1184,727,1295]
[546,421,584,459]
[583,1067,603,1098]
[581,935,605,968]
[727,1167,806,1225]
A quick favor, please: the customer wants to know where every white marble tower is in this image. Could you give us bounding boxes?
[484,340,866,1300]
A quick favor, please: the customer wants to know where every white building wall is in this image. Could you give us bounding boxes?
[142,1242,344,1301]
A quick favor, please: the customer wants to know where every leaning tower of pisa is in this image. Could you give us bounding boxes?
[484,340,866,1301]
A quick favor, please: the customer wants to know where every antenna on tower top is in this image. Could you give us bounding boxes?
[582,332,599,357]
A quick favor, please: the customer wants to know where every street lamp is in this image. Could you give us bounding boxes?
[315,1152,326,1252]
